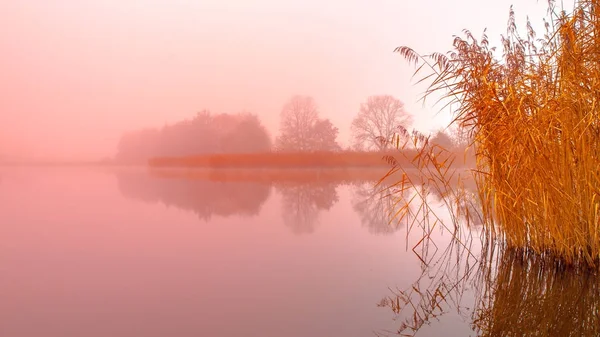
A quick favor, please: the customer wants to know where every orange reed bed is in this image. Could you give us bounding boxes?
[147,151,409,169]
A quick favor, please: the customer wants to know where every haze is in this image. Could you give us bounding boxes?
[0,0,548,161]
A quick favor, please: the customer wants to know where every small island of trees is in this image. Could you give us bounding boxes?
[115,94,468,169]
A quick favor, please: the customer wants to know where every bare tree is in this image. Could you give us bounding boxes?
[275,95,319,151]
[350,95,413,151]
[275,95,341,152]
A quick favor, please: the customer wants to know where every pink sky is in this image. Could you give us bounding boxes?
[0,0,549,160]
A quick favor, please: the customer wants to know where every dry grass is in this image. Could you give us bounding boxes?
[149,151,400,168]
[147,150,473,169]
[392,0,600,268]
[372,132,482,336]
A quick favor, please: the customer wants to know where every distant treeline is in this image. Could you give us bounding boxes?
[116,110,271,163]
[116,95,469,166]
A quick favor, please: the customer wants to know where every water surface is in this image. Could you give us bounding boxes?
[1,168,597,337]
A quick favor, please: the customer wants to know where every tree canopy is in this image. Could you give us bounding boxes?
[275,95,341,152]
[350,95,413,151]
[116,111,272,163]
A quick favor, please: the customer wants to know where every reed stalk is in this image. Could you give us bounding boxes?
[393,0,600,267]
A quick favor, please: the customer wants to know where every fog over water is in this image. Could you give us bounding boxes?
[4,2,595,336]
[0,0,548,161]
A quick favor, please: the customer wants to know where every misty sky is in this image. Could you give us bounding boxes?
[0,0,550,160]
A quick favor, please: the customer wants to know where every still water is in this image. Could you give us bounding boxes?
[1,168,598,337]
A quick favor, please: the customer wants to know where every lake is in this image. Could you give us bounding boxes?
[1,167,598,337]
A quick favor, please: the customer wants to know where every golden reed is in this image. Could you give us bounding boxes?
[393,0,600,267]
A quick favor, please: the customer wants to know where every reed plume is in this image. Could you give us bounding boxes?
[395,0,600,267]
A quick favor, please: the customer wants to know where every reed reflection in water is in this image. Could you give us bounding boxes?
[378,234,600,337]
[473,249,600,337]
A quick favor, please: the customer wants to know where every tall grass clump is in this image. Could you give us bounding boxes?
[395,0,600,267]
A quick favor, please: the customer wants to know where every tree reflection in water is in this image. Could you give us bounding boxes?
[115,169,272,221]
[275,181,339,235]
[115,167,485,242]
[116,168,347,235]
[372,159,599,336]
